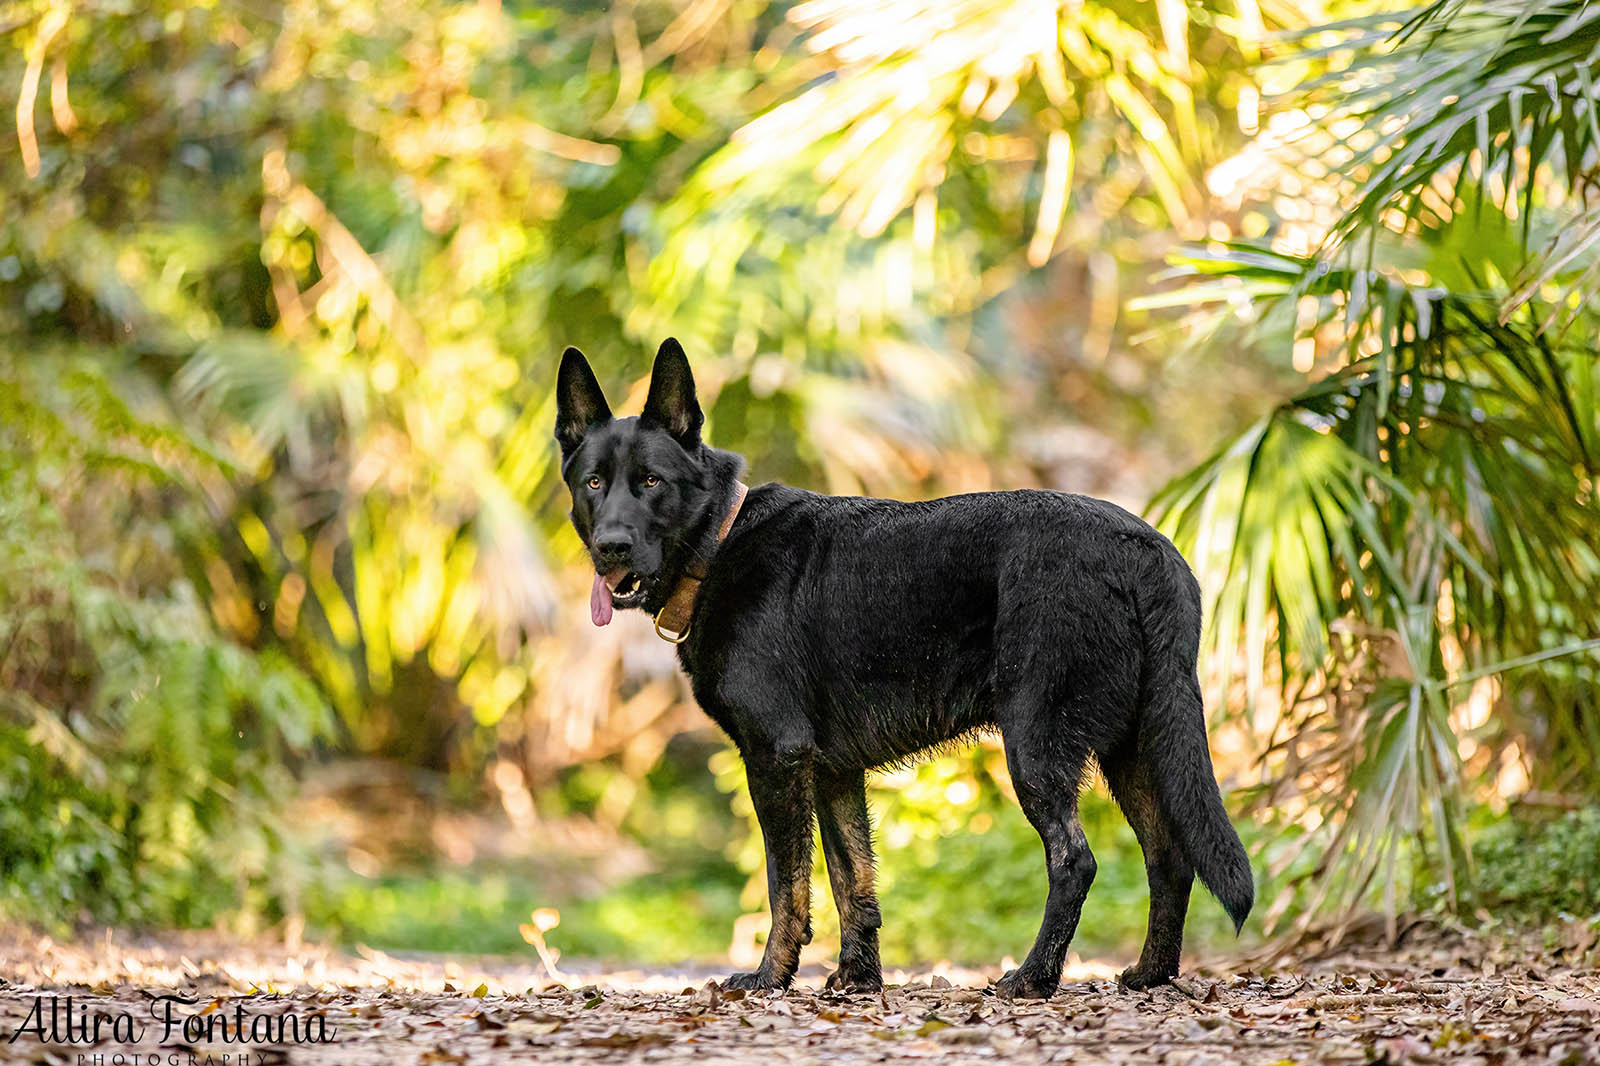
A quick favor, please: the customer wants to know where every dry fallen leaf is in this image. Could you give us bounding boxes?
[690,979,720,1011]
[576,1031,674,1048]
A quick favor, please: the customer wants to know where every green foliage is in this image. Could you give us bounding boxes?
[1455,807,1600,920]
[872,760,1273,963]
[1145,1,1600,931]
[4,0,1280,784]
[1299,0,1600,325]
[0,354,330,927]
[872,763,1052,963]
[1154,237,1600,918]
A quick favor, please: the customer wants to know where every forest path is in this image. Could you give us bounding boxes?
[1,925,1596,1065]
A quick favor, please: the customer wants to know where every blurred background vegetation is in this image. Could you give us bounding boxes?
[2,0,1597,967]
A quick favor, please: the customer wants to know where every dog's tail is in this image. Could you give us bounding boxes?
[1136,549,1254,933]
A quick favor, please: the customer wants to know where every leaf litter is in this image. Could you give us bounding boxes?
[0,922,1594,1064]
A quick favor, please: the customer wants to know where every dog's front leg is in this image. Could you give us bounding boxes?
[816,769,883,992]
[725,742,815,992]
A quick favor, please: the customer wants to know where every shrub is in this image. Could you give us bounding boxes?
[1458,807,1600,920]
[0,355,329,928]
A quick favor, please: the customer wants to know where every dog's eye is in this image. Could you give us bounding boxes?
[643,474,660,488]
[585,475,602,490]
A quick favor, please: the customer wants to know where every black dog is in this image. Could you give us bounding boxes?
[555,339,1253,998]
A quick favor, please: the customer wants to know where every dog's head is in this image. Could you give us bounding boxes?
[555,338,737,626]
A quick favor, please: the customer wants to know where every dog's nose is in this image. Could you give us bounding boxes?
[594,530,633,558]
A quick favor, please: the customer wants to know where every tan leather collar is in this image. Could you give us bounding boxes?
[653,481,748,643]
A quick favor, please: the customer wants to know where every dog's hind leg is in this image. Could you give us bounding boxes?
[725,741,816,992]
[816,769,883,992]
[993,716,1093,999]
[1104,752,1195,990]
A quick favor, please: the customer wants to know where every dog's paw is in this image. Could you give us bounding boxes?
[724,970,789,992]
[823,966,883,994]
[1117,964,1176,992]
[993,968,1058,1000]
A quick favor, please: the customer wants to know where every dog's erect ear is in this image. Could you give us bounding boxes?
[640,337,703,449]
[555,346,612,459]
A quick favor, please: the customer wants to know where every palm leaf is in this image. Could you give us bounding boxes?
[1290,0,1600,326]
[1149,229,1600,926]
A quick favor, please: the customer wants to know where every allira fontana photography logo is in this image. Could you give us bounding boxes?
[7,992,338,1058]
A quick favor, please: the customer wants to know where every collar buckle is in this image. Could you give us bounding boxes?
[654,609,690,644]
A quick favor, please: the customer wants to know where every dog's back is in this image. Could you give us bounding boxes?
[693,486,1166,758]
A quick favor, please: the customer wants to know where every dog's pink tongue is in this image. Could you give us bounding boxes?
[590,572,614,627]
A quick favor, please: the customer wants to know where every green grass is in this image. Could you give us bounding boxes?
[303,862,746,962]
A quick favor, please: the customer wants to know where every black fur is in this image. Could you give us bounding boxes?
[556,341,1254,998]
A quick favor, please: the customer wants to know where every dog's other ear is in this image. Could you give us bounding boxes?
[640,337,703,449]
[555,346,612,459]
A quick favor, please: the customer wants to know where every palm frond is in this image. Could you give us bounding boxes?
[1150,234,1600,926]
[701,0,1266,250]
[1294,0,1600,324]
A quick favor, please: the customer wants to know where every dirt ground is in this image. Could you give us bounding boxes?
[1,922,1597,1065]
